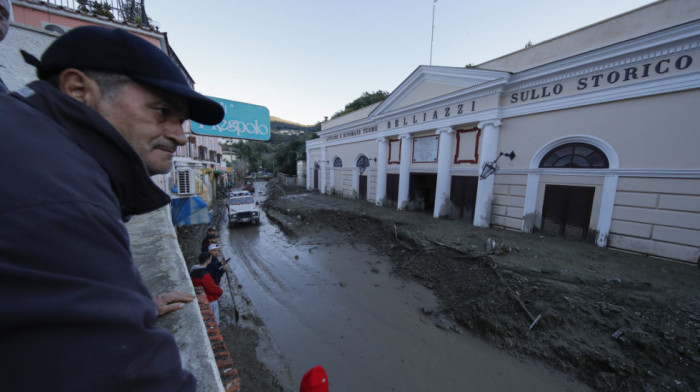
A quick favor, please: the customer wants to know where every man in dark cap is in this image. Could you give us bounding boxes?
[0,26,224,391]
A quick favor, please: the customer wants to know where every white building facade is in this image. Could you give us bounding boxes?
[306,0,700,264]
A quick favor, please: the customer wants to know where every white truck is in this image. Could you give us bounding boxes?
[228,191,261,226]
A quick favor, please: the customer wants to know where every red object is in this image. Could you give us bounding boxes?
[190,269,223,302]
[300,366,328,392]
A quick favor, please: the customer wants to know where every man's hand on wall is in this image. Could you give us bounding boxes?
[154,291,196,316]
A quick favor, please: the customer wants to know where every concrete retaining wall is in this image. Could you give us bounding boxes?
[126,205,225,392]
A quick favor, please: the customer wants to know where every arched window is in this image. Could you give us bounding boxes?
[357,155,370,175]
[333,157,342,167]
[357,155,370,168]
[539,143,609,168]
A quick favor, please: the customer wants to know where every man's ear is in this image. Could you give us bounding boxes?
[58,69,101,109]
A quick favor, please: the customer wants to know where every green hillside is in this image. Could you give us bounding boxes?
[270,116,320,133]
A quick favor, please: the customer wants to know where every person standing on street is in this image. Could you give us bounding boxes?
[207,243,228,285]
[201,226,217,251]
[0,26,224,391]
[190,251,224,324]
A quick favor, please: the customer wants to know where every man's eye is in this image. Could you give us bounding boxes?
[156,107,171,117]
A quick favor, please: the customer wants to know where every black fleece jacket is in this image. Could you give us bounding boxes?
[0,81,194,391]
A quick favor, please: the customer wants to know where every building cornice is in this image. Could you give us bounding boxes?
[499,168,700,179]
[503,72,700,119]
[506,20,700,90]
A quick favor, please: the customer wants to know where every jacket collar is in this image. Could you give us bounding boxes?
[13,81,171,218]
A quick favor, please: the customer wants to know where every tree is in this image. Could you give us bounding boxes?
[272,132,318,175]
[222,126,319,179]
[118,0,150,26]
[77,0,115,19]
[331,90,389,119]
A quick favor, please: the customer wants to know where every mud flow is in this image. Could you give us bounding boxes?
[177,180,699,392]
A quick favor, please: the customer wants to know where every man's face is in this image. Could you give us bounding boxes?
[0,0,10,41]
[95,82,187,175]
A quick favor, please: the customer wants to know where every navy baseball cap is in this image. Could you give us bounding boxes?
[24,26,224,125]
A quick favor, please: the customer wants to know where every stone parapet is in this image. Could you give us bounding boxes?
[126,205,227,392]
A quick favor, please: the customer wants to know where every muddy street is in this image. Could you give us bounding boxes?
[203,182,590,392]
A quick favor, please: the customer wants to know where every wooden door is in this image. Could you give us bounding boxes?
[359,176,368,200]
[541,185,595,240]
[449,176,478,221]
[386,174,399,207]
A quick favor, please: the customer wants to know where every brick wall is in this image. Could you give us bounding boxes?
[194,287,241,392]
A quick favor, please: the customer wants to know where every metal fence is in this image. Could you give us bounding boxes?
[41,0,149,26]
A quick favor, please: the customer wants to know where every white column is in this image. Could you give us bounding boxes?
[375,138,389,205]
[321,148,327,194]
[521,173,540,233]
[473,120,501,227]
[596,175,619,247]
[352,167,359,198]
[397,134,412,210]
[330,162,335,192]
[305,148,312,190]
[433,127,455,218]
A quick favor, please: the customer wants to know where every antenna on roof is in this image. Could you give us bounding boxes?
[430,0,437,65]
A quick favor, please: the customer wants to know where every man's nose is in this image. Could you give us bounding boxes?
[165,120,187,146]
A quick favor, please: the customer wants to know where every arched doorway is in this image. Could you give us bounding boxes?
[357,155,370,200]
[539,143,609,240]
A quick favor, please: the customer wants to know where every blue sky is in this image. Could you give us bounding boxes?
[145,0,655,125]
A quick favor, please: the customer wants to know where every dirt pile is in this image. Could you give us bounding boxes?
[262,180,699,392]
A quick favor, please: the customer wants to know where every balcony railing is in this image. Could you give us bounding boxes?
[40,0,151,27]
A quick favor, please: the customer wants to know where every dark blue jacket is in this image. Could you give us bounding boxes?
[207,256,225,285]
[0,81,195,391]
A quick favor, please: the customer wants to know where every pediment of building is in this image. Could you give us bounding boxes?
[371,65,509,116]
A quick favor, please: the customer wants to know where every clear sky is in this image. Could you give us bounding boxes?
[145,0,655,125]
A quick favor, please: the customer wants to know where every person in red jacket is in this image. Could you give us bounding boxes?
[190,251,223,324]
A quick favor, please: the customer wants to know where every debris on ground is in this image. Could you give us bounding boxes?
[262,179,699,392]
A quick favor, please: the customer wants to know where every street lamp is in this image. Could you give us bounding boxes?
[479,151,516,180]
